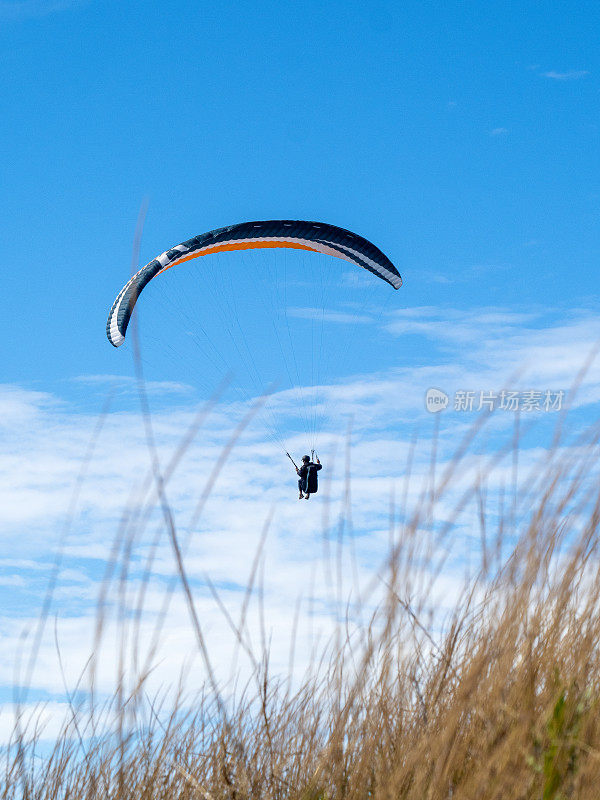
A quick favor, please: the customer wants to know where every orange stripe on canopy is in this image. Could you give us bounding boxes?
[160,239,322,273]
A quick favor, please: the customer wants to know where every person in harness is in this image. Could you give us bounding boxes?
[296,454,322,500]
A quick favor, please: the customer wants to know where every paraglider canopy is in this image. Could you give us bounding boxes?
[106,218,402,455]
[106,219,402,348]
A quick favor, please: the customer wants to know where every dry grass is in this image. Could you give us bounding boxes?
[5,408,600,800]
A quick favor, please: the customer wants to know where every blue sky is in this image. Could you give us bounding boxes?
[1,0,599,740]
[1,0,599,387]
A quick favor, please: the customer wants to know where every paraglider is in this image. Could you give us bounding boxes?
[296,454,322,500]
[106,219,401,493]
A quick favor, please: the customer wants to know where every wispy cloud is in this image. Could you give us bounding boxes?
[429,273,453,285]
[541,70,589,81]
[286,307,374,324]
[71,374,193,395]
[386,306,537,346]
[385,306,600,396]
[0,575,25,588]
[490,127,509,136]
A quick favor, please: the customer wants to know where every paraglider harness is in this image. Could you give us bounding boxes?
[287,450,321,496]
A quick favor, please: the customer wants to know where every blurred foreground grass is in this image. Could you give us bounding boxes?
[5,413,600,800]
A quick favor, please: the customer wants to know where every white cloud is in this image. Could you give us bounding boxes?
[70,374,194,396]
[0,575,26,587]
[286,307,374,324]
[490,127,509,136]
[541,70,589,80]
[1,305,599,744]
[429,273,452,284]
[385,306,538,348]
[386,306,600,380]
[0,701,75,745]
